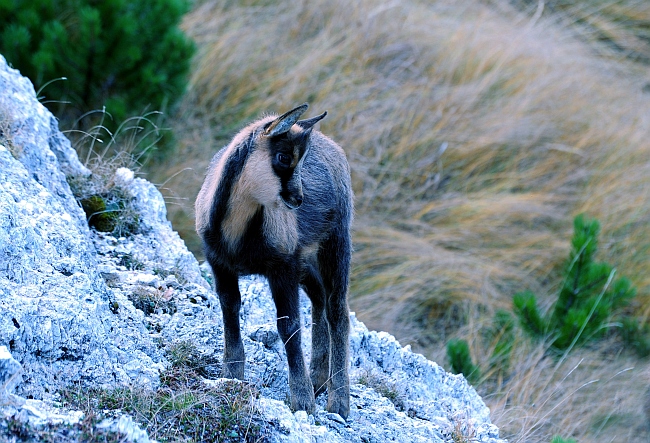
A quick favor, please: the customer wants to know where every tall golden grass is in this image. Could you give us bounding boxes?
[146,0,650,441]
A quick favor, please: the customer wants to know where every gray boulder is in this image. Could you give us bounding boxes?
[0,54,505,442]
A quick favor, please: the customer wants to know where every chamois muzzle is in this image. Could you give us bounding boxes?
[280,190,303,209]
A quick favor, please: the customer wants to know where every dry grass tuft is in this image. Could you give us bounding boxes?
[61,340,265,442]
[0,99,23,159]
[66,109,164,236]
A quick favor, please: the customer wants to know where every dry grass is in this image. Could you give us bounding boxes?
[65,109,164,236]
[60,340,265,442]
[482,336,648,442]
[143,0,650,441]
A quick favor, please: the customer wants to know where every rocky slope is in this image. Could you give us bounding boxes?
[0,55,504,442]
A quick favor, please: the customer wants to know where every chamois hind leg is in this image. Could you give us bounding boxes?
[268,270,315,414]
[302,263,330,397]
[210,262,245,380]
[321,233,351,419]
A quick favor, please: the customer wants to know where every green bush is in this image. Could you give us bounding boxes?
[446,310,514,385]
[513,214,641,353]
[75,188,140,236]
[0,0,194,128]
[447,338,481,384]
[550,436,577,443]
[621,318,650,358]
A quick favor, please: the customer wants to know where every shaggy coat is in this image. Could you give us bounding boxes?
[195,103,353,418]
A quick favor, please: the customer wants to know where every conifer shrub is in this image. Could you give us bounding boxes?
[513,214,644,354]
[447,338,481,384]
[447,215,648,389]
[620,318,650,358]
[0,0,194,132]
[446,310,514,385]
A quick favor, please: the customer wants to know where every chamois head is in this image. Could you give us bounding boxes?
[259,103,327,209]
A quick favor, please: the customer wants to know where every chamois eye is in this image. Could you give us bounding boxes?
[277,153,291,166]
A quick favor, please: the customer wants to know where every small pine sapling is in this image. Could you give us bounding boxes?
[513,290,546,339]
[621,318,650,358]
[513,214,639,353]
[447,338,481,384]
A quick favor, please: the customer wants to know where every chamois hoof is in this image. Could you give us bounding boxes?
[327,395,350,420]
[290,389,316,415]
[222,360,244,380]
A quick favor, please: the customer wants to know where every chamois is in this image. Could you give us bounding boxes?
[195,103,353,419]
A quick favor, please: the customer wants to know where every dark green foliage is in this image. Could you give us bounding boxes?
[446,311,515,385]
[447,338,480,384]
[513,291,546,338]
[550,436,577,443]
[621,318,650,358]
[80,194,117,232]
[0,0,194,127]
[514,214,642,354]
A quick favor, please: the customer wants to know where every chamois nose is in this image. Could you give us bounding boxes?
[280,191,303,209]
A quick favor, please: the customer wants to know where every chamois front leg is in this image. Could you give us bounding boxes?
[213,265,245,380]
[269,272,316,414]
[302,264,330,397]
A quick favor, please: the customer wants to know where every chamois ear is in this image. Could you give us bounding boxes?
[265,103,309,137]
[297,111,327,130]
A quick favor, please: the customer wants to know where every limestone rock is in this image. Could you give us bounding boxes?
[0,55,165,400]
[0,346,23,408]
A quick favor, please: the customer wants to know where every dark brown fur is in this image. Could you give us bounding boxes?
[195,104,353,418]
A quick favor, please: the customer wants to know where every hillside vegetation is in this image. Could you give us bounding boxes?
[145,0,650,441]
